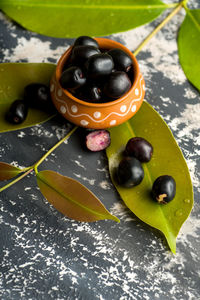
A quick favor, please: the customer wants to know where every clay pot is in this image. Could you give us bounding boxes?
[50,38,145,129]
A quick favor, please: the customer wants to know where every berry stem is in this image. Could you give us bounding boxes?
[0,167,33,193]
[133,1,185,57]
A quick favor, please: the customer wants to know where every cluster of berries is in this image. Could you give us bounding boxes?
[116,137,176,204]
[60,36,133,103]
[6,83,54,124]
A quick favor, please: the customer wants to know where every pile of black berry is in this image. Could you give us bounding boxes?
[6,83,55,124]
[116,137,176,204]
[60,36,134,103]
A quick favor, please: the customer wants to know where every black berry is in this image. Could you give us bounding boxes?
[125,137,153,162]
[117,157,144,188]
[152,175,176,204]
[85,53,114,78]
[81,85,102,103]
[60,66,86,90]
[71,45,100,66]
[6,99,28,124]
[104,71,131,99]
[24,83,54,112]
[74,36,99,48]
[107,48,132,72]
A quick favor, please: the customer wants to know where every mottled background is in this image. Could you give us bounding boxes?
[0,1,200,299]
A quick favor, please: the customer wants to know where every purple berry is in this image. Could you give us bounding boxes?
[60,66,86,90]
[107,48,132,72]
[74,36,99,48]
[117,157,144,188]
[104,71,131,99]
[125,137,153,162]
[152,175,176,204]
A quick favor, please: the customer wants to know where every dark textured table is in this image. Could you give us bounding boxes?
[0,1,200,299]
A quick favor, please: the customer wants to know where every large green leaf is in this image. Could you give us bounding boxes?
[0,0,170,38]
[0,162,21,180]
[0,63,56,132]
[106,101,193,253]
[178,9,200,91]
[37,170,120,222]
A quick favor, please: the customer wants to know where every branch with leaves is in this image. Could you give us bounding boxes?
[0,0,197,252]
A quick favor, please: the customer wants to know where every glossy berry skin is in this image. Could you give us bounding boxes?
[85,53,114,78]
[60,66,86,90]
[82,85,102,103]
[152,175,176,204]
[74,36,99,48]
[107,48,132,72]
[6,99,28,124]
[125,137,153,162]
[104,71,131,99]
[24,83,53,111]
[71,45,100,66]
[117,157,144,188]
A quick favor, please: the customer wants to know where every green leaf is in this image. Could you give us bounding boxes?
[0,63,56,133]
[0,162,22,180]
[36,170,119,223]
[0,0,169,38]
[178,9,200,91]
[106,101,193,253]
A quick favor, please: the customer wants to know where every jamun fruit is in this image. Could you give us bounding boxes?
[85,53,114,78]
[24,83,54,112]
[125,137,153,162]
[104,71,131,99]
[107,48,132,72]
[117,157,144,188]
[82,85,102,102]
[60,66,86,90]
[6,99,28,124]
[152,175,176,204]
[71,45,100,66]
[74,36,99,48]
[85,130,111,152]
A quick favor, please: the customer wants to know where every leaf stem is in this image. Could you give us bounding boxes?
[34,126,78,171]
[133,1,185,57]
[0,168,33,192]
[0,126,78,192]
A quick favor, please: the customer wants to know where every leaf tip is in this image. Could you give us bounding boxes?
[111,215,120,223]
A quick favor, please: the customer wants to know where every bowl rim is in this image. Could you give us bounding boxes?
[55,37,140,108]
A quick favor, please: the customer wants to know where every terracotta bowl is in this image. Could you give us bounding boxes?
[50,38,145,129]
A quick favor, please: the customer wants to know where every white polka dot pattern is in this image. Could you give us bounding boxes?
[135,88,139,96]
[80,120,89,126]
[110,120,117,126]
[71,105,78,113]
[120,105,127,113]
[93,112,101,119]
[60,105,66,114]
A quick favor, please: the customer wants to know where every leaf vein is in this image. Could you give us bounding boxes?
[37,172,110,219]
[187,9,200,33]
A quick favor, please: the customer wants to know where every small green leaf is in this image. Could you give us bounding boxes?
[106,102,193,253]
[0,162,22,180]
[178,9,200,91]
[37,170,119,223]
[0,63,56,133]
[0,0,168,38]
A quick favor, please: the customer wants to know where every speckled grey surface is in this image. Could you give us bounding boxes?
[0,1,200,299]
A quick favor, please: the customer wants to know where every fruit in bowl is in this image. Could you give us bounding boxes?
[50,36,145,129]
